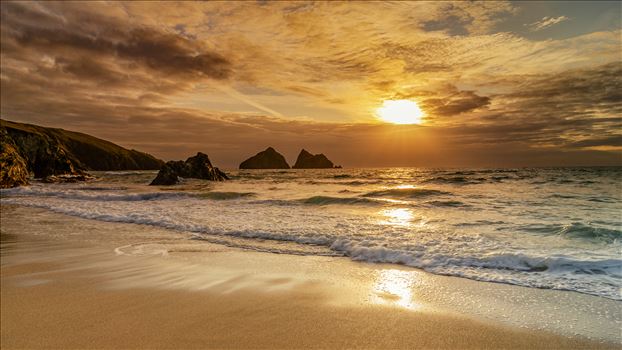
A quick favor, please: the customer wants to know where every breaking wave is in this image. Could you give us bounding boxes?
[363,187,450,199]
[196,192,257,200]
[1,186,187,201]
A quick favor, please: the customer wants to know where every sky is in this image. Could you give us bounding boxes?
[1,1,621,168]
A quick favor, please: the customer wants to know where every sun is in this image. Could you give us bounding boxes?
[376,99,425,125]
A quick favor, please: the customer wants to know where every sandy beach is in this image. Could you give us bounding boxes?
[1,204,619,349]
[2,0,621,348]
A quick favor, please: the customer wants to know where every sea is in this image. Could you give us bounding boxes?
[1,167,620,300]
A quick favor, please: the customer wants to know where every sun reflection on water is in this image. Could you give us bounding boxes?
[371,269,421,310]
[379,208,414,227]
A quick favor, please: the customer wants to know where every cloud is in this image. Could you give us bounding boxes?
[1,2,231,81]
[421,1,516,35]
[469,62,622,150]
[526,16,570,31]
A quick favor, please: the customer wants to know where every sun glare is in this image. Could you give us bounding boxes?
[376,99,425,125]
[371,269,421,310]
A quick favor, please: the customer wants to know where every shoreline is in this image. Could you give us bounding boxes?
[1,204,620,349]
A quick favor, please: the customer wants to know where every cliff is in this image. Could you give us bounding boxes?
[0,119,164,187]
[239,147,290,169]
[1,119,163,174]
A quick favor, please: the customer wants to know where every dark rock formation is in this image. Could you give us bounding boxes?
[150,152,228,185]
[292,149,335,169]
[239,147,290,169]
[0,128,29,188]
[1,119,163,175]
[0,119,165,188]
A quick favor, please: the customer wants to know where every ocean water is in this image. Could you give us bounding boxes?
[1,168,621,300]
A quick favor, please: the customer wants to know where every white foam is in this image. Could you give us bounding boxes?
[1,186,188,201]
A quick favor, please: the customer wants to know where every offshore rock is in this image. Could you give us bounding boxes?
[292,149,335,169]
[239,147,290,169]
[150,152,228,185]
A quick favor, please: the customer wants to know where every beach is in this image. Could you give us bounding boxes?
[1,204,619,349]
[2,1,621,348]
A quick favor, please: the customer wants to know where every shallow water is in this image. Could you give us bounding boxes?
[2,167,621,299]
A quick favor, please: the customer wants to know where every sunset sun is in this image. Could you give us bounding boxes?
[376,99,425,125]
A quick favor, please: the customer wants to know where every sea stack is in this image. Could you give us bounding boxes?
[292,149,335,169]
[150,152,228,185]
[239,147,290,169]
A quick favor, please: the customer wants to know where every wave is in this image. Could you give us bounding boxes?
[258,195,467,207]
[0,186,187,202]
[342,180,384,186]
[587,196,618,203]
[304,180,384,186]
[423,176,482,185]
[520,222,622,244]
[423,175,515,185]
[299,196,381,206]
[548,194,578,199]
[426,200,468,207]
[363,187,449,199]
[330,238,621,273]
[196,192,256,200]
[548,194,617,203]
[558,223,622,243]
[252,194,464,208]
[2,187,261,203]
[61,186,130,191]
[329,239,621,299]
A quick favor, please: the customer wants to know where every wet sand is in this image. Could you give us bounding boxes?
[1,205,619,349]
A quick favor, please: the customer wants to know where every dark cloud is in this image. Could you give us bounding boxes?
[0,1,231,129]
[424,90,491,116]
[1,2,231,80]
[487,62,622,149]
[569,136,622,149]
[422,15,470,36]
[505,62,622,106]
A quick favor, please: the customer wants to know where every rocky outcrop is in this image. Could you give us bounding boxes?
[292,149,335,169]
[0,119,165,188]
[239,147,290,169]
[1,119,163,174]
[150,152,228,185]
[0,128,29,188]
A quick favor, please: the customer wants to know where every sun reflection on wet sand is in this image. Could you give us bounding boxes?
[371,269,421,310]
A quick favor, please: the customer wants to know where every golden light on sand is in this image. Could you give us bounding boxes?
[371,269,421,310]
[376,99,425,124]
